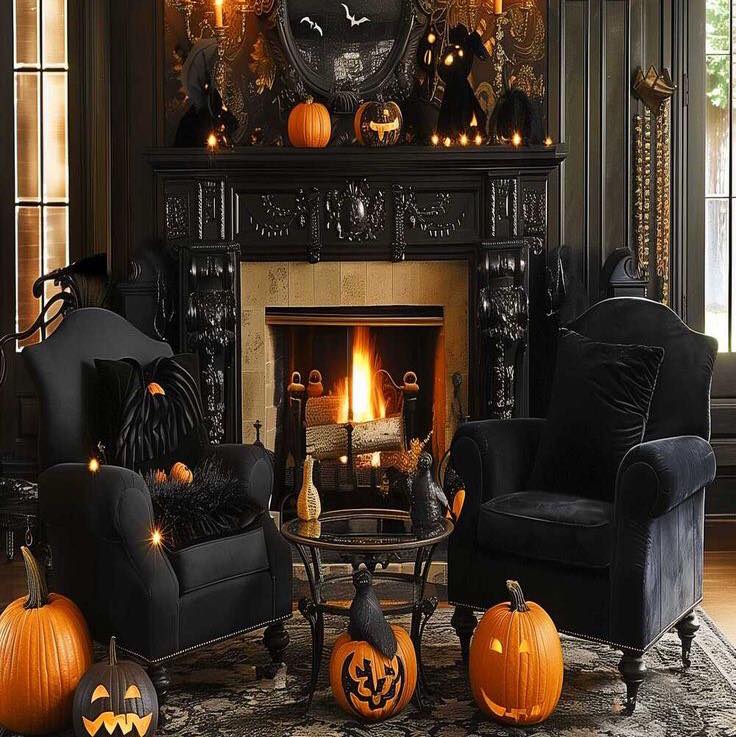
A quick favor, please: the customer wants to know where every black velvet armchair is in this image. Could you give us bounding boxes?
[23,308,292,706]
[449,297,717,710]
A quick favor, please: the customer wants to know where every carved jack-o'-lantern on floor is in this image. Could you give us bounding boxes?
[73,637,158,737]
[330,625,416,721]
[470,580,563,725]
[354,101,403,146]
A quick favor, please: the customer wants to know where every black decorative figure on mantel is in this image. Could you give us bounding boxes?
[349,567,397,659]
[411,452,449,534]
[436,24,488,138]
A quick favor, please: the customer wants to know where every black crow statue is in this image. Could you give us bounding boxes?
[349,567,397,659]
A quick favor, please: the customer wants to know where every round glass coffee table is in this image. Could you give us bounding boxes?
[281,508,453,711]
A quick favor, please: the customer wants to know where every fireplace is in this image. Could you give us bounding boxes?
[241,260,470,507]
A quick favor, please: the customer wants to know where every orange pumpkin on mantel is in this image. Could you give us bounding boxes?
[330,625,416,721]
[170,461,193,484]
[0,547,93,735]
[288,97,332,148]
[470,580,563,725]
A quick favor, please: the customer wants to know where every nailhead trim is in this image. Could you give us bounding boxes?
[448,598,703,655]
[115,612,293,666]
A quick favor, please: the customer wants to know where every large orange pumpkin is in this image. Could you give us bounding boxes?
[0,547,93,734]
[330,625,416,721]
[470,580,563,725]
[288,97,332,148]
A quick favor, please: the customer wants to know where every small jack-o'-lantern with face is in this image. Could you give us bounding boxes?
[470,580,563,725]
[73,637,158,737]
[330,625,416,721]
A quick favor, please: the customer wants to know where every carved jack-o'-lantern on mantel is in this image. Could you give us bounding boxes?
[73,637,158,737]
[354,101,404,146]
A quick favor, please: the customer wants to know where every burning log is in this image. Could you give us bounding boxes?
[305,395,343,427]
[306,414,405,460]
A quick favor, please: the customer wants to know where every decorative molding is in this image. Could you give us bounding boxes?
[392,184,467,261]
[306,189,322,263]
[325,179,385,242]
[198,180,226,240]
[488,177,519,238]
[522,189,546,236]
[165,193,191,240]
[247,190,308,239]
[478,242,529,420]
[655,100,672,306]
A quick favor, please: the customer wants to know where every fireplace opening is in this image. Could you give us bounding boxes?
[266,306,446,510]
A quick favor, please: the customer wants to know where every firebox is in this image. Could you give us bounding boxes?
[266,305,447,509]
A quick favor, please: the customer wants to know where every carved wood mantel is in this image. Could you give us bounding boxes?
[143,145,565,427]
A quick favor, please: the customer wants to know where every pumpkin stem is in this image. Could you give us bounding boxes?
[506,580,530,612]
[109,636,118,666]
[21,546,49,609]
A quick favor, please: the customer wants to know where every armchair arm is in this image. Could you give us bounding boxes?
[39,464,180,660]
[210,443,274,511]
[615,436,716,519]
[450,418,546,543]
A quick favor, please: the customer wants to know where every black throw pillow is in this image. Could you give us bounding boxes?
[529,329,664,502]
[95,354,210,472]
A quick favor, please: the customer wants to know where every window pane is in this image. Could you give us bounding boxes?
[706,198,730,350]
[43,206,68,336]
[14,71,40,202]
[707,0,731,54]
[42,0,67,67]
[16,206,41,347]
[13,0,39,67]
[42,71,68,203]
[707,54,730,196]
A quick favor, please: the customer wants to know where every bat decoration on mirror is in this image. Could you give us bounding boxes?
[300,16,324,36]
[341,3,370,27]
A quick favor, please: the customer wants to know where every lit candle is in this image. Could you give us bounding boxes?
[511,131,522,147]
[444,136,452,147]
[88,458,100,474]
[475,132,483,145]
[544,136,553,147]
[151,529,163,547]
[494,0,503,15]
[214,0,224,28]
[431,133,439,146]
[207,132,218,150]
[460,133,468,146]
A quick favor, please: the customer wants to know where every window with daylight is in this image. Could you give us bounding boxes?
[13,0,69,347]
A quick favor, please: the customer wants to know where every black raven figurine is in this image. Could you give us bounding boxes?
[349,567,397,659]
[411,452,449,533]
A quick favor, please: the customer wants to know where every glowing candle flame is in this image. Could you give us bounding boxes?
[151,529,163,547]
[511,131,522,147]
[88,458,100,473]
[207,133,218,150]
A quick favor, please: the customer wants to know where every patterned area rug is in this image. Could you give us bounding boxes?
[157,607,736,737]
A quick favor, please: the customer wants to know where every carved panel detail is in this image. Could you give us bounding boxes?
[488,177,519,238]
[326,179,385,242]
[522,189,547,236]
[392,185,467,261]
[166,193,190,240]
[247,190,308,239]
[198,180,226,240]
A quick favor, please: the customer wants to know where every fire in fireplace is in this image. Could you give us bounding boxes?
[266,306,446,509]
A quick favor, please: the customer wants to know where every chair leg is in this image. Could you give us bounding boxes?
[451,605,477,666]
[675,611,700,668]
[148,664,170,721]
[618,651,646,713]
[261,621,290,678]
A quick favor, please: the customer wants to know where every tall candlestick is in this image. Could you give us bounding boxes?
[214,0,224,28]
[494,0,503,15]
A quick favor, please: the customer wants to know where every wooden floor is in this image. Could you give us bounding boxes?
[2,550,735,643]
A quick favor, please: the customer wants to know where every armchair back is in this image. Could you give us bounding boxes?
[24,308,172,471]
[568,298,717,442]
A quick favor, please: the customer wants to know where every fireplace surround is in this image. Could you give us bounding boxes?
[124,146,565,493]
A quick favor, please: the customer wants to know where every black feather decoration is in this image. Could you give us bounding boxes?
[488,74,544,144]
[145,456,260,550]
[348,568,397,659]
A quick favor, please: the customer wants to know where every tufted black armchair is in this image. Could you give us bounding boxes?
[23,308,292,707]
[449,298,717,710]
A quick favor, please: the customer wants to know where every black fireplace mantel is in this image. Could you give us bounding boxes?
[122,144,567,444]
[146,144,566,264]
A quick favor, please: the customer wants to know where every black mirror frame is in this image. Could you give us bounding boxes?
[273,0,426,107]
